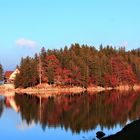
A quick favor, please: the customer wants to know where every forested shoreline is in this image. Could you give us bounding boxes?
[12,43,140,89]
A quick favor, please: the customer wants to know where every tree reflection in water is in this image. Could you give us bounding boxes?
[14,91,140,133]
[0,97,4,118]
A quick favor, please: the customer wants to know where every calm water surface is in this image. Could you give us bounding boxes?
[0,90,140,140]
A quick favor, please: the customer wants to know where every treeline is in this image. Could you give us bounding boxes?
[15,43,140,88]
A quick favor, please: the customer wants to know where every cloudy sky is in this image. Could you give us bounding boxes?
[0,0,140,70]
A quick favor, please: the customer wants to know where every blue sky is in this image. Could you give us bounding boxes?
[0,0,140,70]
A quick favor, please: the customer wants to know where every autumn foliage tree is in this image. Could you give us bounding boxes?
[46,55,60,84]
[110,56,137,86]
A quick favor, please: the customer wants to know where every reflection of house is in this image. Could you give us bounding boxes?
[5,96,20,112]
[4,69,20,84]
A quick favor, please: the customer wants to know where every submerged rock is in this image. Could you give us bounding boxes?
[96,131,105,139]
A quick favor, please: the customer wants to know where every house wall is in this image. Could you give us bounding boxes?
[9,69,20,80]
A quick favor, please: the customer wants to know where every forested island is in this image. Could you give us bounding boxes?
[1,43,140,92]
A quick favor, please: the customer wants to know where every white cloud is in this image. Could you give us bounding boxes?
[15,38,37,48]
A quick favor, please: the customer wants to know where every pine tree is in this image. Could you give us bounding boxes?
[15,57,39,88]
[40,47,48,83]
[0,63,3,81]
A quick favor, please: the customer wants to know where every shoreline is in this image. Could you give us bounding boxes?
[0,84,140,97]
[0,84,86,97]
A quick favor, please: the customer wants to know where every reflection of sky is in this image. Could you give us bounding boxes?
[16,120,35,131]
[0,96,4,100]
[0,107,125,140]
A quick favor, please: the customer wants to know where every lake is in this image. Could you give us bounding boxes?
[0,90,140,140]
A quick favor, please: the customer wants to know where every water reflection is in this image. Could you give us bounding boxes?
[5,95,20,112]
[0,96,4,117]
[8,90,140,134]
[16,120,35,130]
[0,90,140,137]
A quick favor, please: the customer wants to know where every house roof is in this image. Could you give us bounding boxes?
[5,71,14,78]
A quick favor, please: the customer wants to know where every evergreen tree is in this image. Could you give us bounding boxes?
[15,57,39,88]
[0,63,3,81]
[40,47,48,82]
